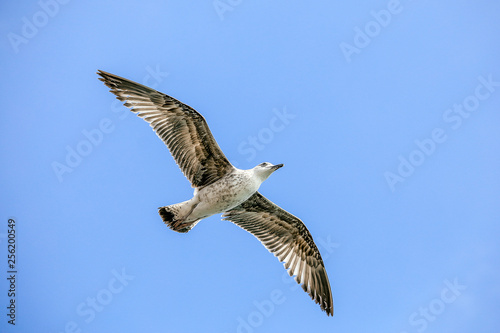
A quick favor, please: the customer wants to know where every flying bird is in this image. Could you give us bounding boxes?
[97,70,334,316]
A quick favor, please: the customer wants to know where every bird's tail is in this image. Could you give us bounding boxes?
[158,201,200,233]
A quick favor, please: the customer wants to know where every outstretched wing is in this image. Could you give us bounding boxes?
[222,192,334,316]
[97,70,233,188]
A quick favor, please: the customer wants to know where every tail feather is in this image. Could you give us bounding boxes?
[158,201,199,233]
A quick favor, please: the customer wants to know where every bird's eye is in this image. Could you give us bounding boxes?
[259,163,266,167]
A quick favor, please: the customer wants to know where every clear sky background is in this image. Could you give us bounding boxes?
[1,1,499,332]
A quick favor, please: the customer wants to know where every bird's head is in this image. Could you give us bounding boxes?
[253,162,284,181]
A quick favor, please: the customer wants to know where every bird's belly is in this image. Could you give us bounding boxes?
[192,177,258,218]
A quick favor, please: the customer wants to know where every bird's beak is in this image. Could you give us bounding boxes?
[272,163,284,170]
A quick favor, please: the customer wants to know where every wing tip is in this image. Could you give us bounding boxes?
[96,69,109,80]
[96,69,119,90]
[285,262,334,316]
[308,281,334,316]
[321,296,334,316]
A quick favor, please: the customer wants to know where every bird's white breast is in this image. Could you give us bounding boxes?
[193,169,261,216]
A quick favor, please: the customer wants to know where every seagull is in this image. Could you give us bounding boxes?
[97,70,334,316]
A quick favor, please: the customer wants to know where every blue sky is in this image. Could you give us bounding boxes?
[1,0,500,332]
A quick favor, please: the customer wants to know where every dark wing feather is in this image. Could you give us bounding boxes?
[97,70,233,188]
[223,192,334,316]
